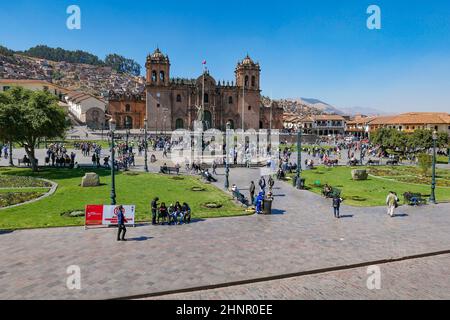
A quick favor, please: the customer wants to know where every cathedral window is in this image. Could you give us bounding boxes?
[248,105,252,111]
[228,96,233,104]
[125,104,131,112]
[251,76,256,87]
[160,71,165,82]
[204,93,209,103]
[244,76,249,87]
[176,94,182,102]
[152,71,157,83]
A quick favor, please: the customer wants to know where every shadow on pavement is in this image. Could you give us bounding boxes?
[128,236,153,242]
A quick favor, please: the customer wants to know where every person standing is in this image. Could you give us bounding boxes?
[386,191,399,217]
[268,176,275,192]
[212,161,218,175]
[151,197,159,225]
[249,181,256,205]
[258,176,266,192]
[117,205,127,241]
[332,195,343,219]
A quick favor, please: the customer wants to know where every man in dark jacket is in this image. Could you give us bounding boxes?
[332,196,343,219]
[117,205,127,241]
[151,197,159,225]
[249,181,256,205]
[258,176,266,192]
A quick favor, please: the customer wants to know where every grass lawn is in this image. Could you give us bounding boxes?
[0,167,245,230]
[293,166,450,207]
[437,155,449,164]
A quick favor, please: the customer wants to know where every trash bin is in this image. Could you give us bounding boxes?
[262,198,273,215]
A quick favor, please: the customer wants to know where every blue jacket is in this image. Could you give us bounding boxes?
[117,209,126,225]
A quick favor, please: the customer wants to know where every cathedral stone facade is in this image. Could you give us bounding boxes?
[107,48,283,131]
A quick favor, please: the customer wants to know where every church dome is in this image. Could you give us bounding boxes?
[148,48,168,61]
[242,54,255,66]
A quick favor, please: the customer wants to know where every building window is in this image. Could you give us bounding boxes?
[124,116,133,129]
[204,93,209,103]
[3,86,10,91]
[248,105,252,111]
[160,71,165,82]
[228,96,233,104]
[227,119,235,129]
[244,75,249,87]
[125,104,131,112]
[157,103,160,108]
[152,71,157,82]
[175,118,184,129]
[251,76,256,87]
[176,94,182,102]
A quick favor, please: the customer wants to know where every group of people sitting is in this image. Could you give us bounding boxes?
[151,198,192,225]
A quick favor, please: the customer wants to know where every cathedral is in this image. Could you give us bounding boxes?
[107,48,283,131]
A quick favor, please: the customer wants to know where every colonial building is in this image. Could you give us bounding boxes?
[65,91,107,129]
[107,48,283,131]
[368,112,450,136]
[311,115,346,136]
[345,115,377,138]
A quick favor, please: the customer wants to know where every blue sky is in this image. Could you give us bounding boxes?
[1,0,450,113]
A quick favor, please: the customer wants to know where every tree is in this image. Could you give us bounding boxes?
[371,128,407,153]
[0,87,69,171]
[417,153,432,176]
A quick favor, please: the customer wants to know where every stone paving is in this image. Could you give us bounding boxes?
[145,254,450,300]
[0,166,449,299]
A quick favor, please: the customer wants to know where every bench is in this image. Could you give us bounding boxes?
[18,158,38,167]
[386,159,399,166]
[160,166,179,175]
[347,160,361,166]
[366,159,381,166]
[322,186,341,198]
[403,192,426,206]
[233,190,249,206]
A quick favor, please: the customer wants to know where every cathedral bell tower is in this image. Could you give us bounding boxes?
[145,48,170,87]
[235,55,261,130]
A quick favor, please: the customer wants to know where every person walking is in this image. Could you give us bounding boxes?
[151,197,159,225]
[332,195,343,219]
[386,191,399,217]
[117,205,128,241]
[249,181,256,205]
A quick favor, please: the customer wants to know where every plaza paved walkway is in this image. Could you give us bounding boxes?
[145,254,450,300]
[0,167,449,299]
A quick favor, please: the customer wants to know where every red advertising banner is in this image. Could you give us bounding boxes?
[85,205,104,226]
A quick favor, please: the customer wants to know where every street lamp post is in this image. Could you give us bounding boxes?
[125,118,130,151]
[144,118,149,172]
[225,121,231,190]
[109,118,117,206]
[294,127,302,189]
[430,130,437,204]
